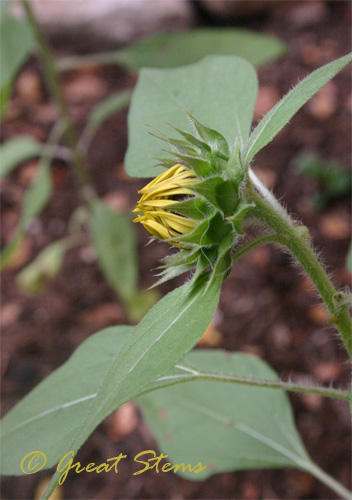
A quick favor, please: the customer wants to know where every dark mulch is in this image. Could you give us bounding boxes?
[1,2,351,499]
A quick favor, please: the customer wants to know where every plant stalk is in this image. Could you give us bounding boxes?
[248,182,352,357]
[22,0,96,204]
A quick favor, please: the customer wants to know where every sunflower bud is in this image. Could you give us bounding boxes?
[133,164,199,244]
[133,110,254,290]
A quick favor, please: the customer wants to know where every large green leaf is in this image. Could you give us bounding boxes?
[0,326,133,475]
[137,350,310,480]
[1,278,221,479]
[89,199,138,304]
[0,15,33,118]
[0,136,43,178]
[115,29,286,71]
[125,56,258,178]
[243,52,352,164]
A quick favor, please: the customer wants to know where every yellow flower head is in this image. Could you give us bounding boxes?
[133,164,198,242]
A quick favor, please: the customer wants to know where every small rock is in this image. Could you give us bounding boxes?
[0,303,21,328]
[241,345,264,358]
[249,247,271,267]
[299,275,315,295]
[288,2,327,27]
[319,211,350,240]
[63,73,107,103]
[307,81,337,120]
[270,324,292,349]
[253,86,280,121]
[241,482,260,500]
[252,167,277,189]
[4,238,32,271]
[32,103,58,125]
[346,91,352,112]
[78,302,125,327]
[300,43,324,67]
[34,478,63,500]
[197,320,222,347]
[104,191,131,212]
[302,393,323,412]
[15,0,192,46]
[288,471,315,497]
[313,361,342,382]
[107,402,139,441]
[16,70,42,105]
[307,304,330,325]
[115,163,140,181]
[18,160,39,186]
[79,244,97,263]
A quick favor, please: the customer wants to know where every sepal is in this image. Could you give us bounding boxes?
[227,200,255,235]
[183,109,230,159]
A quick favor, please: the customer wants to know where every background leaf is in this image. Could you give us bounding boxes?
[1,161,52,269]
[125,56,258,178]
[58,29,286,73]
[115,29,286,71]
[243,52,352,164]
[0,15,34,117]
[89,199,138,305]
[16,239,68,295]
[137,350,311,480]
[0,136,43,178]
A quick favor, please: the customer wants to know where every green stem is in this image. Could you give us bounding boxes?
[22,0,96,203]
[232,233,287,263]
[248,182,352,357]
[57,51,127,72]
[153,370,350,401]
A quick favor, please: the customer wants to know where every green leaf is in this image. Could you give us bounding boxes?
[16,240,68,295]
[89,199,138,304]
[0,277,221,478]
[0,136,43,178]
[1,159,53,270]
[21,162,52,229]
[0,15,34,118]
[125,56,258,178]
[0,326,133,475]
[106,29,286,71]
[243,53,352,164]
[86,89,132,129]
[137,350,311,480]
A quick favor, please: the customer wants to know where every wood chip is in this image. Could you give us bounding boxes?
[107,402,139,441]
[197,320,223,347]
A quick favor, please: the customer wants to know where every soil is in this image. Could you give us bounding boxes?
[1,2,351,499]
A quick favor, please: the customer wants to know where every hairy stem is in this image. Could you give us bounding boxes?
[248,182,352,357]
[232,233,287,263]
[154,370,350,401]
[22,0,96,203]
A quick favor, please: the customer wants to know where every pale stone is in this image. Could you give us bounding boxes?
[15,0,193,45]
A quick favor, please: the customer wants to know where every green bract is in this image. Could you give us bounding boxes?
[134,110,254,291]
